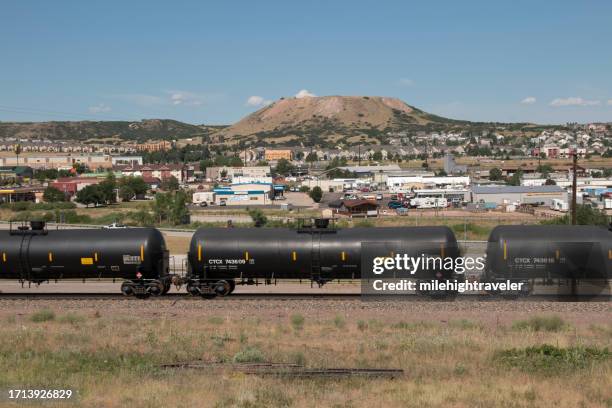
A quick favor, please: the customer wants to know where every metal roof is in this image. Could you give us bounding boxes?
[471,185,565,194]
[338,165,401,173]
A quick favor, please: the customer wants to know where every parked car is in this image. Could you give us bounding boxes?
[103,222,128,229]
[375,193,383,200]
[390,194,398,201]
[198,202,208,207]
[360,187,371,192]
[387,201,403,209]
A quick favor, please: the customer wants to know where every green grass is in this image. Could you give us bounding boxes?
[290,314,305,331]
[232,347,265,363]
[512,315,568,332]
[58,313,86,325]
[494,344,610,374]
[30,309,56,322]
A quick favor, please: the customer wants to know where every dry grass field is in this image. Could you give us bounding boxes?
[0,299,609,407]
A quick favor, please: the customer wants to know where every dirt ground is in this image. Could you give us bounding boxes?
[0,297,610,407]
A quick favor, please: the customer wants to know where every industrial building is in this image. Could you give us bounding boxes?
[213,182,274,206]
[338,165,401,183]
[412,188,471,204]
[0,154,114,170]
[205,166,271,181]
[470,185,568,207]
[387,175,470,192]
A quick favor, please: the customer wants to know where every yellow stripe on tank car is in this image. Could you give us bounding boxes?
[94,252,98,262]
[341,251,346,261]
[245,251,249,261]
[503,241,507,260]
[140,244,144,261]
[292,251,297,261]
[198,244,202,261]
[440,244,445,259]
[48,252,53,262]
[609,249,612,260]
[555,249,560,261]
[2,252,6,262]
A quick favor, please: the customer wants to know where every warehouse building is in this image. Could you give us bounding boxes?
[387,175,470,192]
[213,182,273,206]
[470,185,567,207]
[205,166,271,181]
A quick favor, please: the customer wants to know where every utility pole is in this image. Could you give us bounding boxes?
[571,149,578,225]
[358,145,361,166]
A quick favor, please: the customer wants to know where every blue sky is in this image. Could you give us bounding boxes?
[1,0,611,125]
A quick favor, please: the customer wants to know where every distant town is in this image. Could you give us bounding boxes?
[0,120,611,232]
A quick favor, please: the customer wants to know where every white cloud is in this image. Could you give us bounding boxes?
[111,93,165,106]
[399,78,414,86]
[111,91,208,107]
[246,95,273,107]
[88,103,111,113]
[550,97,601,107]
[295,89,316,98]
[168,90,204,106]
[520,96,536,105]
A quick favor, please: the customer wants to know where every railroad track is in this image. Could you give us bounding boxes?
[0,292,608,301]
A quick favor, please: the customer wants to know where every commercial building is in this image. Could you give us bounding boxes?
[111,156,143,166]
[336,199,379,217]
[412,188,470,204]
[470,185,567,207]
[0,186,45,203]
[0,166,34,181]
[338,165,402,183]
[213,183,274,206]
[51,177,102,197]
[264,149,293,161]
[387,175,470,192]
[117,164,185,182]
[205,166,271,181]
[134,141,172,152]
[0,154,114,170]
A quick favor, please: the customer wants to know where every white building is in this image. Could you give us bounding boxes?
[387,176,471,193]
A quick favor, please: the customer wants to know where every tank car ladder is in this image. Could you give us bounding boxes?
[310,233,323,287]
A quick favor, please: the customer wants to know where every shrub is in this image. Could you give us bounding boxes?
[291,314,305,331]
[30,309,55,322]
[58,313,85,325]
[357,320,368,331]
[233,347,265,363]
[494,344,610,374]
[333,315,346,329]
[512,315,568,332]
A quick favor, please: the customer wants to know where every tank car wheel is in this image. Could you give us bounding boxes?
[187,282,200,296]
[148,280,165,297]
[228,280,236,294]
[214,280,233,297]
[121,282,134,297]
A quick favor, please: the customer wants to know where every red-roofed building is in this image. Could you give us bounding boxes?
[51,177,101,197]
